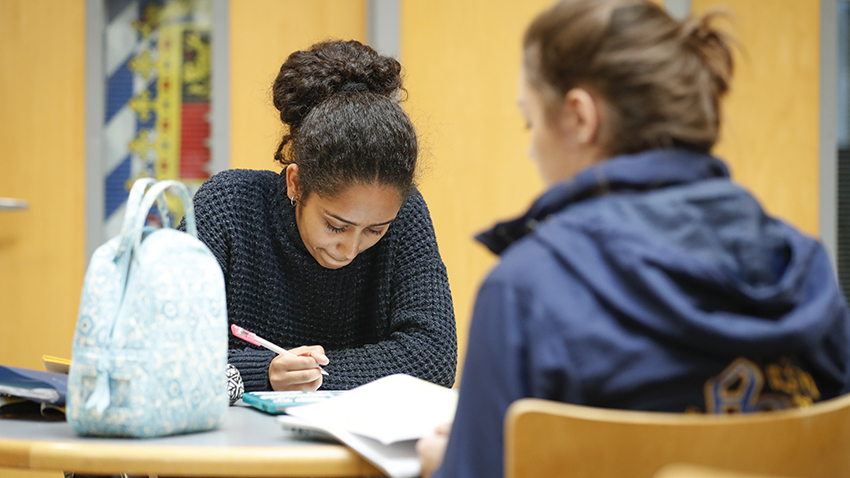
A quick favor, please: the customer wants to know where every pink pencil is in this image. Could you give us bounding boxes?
[231,324,329,376]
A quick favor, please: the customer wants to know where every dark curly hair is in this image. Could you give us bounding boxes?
[272,40,418,199]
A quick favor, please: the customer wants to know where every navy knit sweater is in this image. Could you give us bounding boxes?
[188,169,457,391]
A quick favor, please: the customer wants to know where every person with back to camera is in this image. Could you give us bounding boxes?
[416,0,850,476]
[186,40,457,397]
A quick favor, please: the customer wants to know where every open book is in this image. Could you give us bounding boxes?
[278,374,458,478]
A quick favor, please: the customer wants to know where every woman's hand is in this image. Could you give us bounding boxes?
[416,422,452,478]
[268,345,329,391]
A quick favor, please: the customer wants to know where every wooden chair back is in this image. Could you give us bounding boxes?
[505,394,850,478]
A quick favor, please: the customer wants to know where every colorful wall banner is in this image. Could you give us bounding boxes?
[104,0,212,236]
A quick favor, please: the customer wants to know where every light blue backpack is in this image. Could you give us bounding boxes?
[67,179,229,437]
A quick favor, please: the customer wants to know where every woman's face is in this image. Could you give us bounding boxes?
[517,66,601,186]
[292,179,402,270]
[518,68,566,185]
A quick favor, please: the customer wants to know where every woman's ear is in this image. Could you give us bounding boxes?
[285,164,301,200]
[563,88,600,145]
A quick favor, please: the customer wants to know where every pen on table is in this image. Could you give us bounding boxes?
[230,324,329,376]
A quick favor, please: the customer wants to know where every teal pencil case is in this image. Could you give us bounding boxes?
[242,391,346,414]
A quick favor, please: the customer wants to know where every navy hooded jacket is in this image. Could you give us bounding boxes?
[433,149,850,478]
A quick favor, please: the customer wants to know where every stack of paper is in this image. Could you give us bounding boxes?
[278,374,458,478]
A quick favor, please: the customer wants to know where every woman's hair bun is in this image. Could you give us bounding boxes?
[272,40,404,133]
[680,12,734,100]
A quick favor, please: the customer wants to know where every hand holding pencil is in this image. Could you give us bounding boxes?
[231,325,330,392]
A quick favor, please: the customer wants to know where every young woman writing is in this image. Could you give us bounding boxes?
[188,40,457,395]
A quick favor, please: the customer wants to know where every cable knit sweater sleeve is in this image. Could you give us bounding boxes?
[320,192,458,389]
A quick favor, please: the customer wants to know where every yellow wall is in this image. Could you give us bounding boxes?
[0,1,86,370]
[692,0,821,236]
[0,1,85,477]
[401,1,552,379]
[229,0,367,172]
[403,0,823,383]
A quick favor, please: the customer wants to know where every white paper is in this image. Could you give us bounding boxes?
[285,374,458,445]
[279,414,421,478]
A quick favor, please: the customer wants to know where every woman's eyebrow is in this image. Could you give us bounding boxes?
[326,212,396,227]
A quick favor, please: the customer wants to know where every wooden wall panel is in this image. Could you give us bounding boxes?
[0,0,85,371]
[403,0,824,382]
[229,0,367,172]
[692,0,821,236]
[401,0,553,379]
[0,1,85,477]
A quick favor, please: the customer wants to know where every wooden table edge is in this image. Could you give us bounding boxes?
[0,438,34,468]
[2,438,383,477]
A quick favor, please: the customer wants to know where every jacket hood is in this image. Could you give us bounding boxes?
[476,149,848,358]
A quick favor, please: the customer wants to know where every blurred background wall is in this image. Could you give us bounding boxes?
[0,1,825,474]
[406,0,823,380]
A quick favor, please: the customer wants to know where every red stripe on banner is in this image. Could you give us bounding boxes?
[180,102,211,179]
